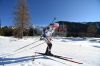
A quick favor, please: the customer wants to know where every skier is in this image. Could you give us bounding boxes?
[41,23,59,55]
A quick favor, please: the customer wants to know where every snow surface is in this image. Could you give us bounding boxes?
[0,36,100,66]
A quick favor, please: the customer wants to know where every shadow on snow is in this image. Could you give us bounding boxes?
[0,56,33,65]
[0,55,68,65]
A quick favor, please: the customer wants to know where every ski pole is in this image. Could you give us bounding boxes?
[30,41,45,49]
[0,38,41,57]
[1,42,45,57]
[15,39,40,52]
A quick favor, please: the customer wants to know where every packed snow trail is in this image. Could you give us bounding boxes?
[0,36,100,66]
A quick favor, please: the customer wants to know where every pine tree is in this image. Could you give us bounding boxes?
[14,0,31,38]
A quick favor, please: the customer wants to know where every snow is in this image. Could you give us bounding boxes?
[0,36,100,66]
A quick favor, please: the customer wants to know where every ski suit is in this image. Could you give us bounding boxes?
[42,25,55,55]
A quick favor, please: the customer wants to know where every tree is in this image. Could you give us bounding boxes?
[14,0,31,38]
[1,26,13,36]
[87,24,97,37]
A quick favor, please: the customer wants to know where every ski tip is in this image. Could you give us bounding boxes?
[71,61,83,64]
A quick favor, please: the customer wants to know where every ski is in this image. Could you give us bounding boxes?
[35,52,72,59]
[35,52,83,64]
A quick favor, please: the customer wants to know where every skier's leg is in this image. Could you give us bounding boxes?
[48,42,52,53]
[45,42,53,55]
[44,37,53,55]
[45,42,52,53]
